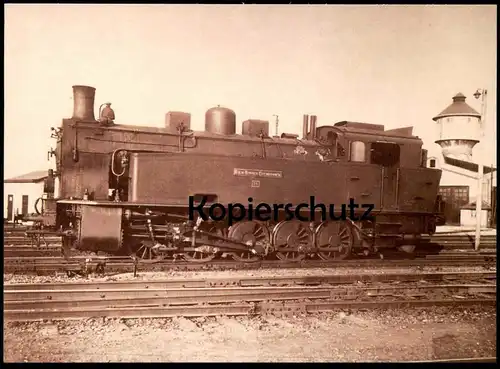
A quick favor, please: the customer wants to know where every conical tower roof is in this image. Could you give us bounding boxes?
[432,93,481,121]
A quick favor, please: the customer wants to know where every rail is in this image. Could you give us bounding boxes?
[4,273,496,321]
[406,357,496,363]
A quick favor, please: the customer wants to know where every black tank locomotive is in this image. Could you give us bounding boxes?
[30,85,443,262]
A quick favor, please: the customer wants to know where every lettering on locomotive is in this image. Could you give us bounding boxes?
[251,180,261,188]
[233,168,283,179]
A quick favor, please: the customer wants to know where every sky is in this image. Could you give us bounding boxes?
[4,4,497,179]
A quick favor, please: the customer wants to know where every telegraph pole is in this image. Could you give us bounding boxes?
[273,114,279,136]
[473,88,488,251]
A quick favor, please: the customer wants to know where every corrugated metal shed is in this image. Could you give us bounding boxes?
[4,170,48,184]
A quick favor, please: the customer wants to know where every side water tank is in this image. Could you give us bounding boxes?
[205,106,236,135]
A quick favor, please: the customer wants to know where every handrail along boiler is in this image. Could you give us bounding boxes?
[30,85,445,262]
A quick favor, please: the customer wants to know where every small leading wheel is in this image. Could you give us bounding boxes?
[183,224,222,263]
[273,220,311,261]
[228,221,269,262]
[315,221,353,261]
[134,241,157,260]
[131,234,167,261]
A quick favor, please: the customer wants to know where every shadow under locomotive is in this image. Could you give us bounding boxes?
[26,85,446,263]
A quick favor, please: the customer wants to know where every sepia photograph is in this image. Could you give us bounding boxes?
[3,3,497,363]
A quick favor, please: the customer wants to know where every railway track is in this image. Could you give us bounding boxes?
[5,270,496,288]
[2,242,497,258]
[3,237,61,246]
[3,253,497,275]
[3,229,497,247]
[2,235,496,257]
[3,236,497,247]
[3,246,496,258]
[3,271,496,321]
[407,357,497,363]
[3,229,496,274]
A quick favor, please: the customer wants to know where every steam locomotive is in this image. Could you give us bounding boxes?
[28,85,444,262]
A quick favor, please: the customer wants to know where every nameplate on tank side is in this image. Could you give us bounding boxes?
[233,168,283,179]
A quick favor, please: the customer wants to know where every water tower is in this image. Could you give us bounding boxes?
[433,93,481,162]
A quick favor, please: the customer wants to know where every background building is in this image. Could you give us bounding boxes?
[427,92,496,227]
[4,170,49,222]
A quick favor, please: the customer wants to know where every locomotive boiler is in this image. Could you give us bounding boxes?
[29,85,444,262]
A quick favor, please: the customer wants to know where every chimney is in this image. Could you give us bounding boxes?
[302,114,309,139]
[72,85,96,121]
[309,115,317,140]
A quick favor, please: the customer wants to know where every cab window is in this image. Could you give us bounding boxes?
[350,141,366,162]
[370,142,400,166]
[324,131,345,158]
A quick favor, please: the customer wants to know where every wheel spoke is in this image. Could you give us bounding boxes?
[316,221,352,261]
[228,221,268,262]
[273,220,311,261]
[183,224,219,263]
[132,243,158,261]
[254,227,265,239]
[296,227,308,238]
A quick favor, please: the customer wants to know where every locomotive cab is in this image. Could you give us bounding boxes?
[315,126,348,160]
